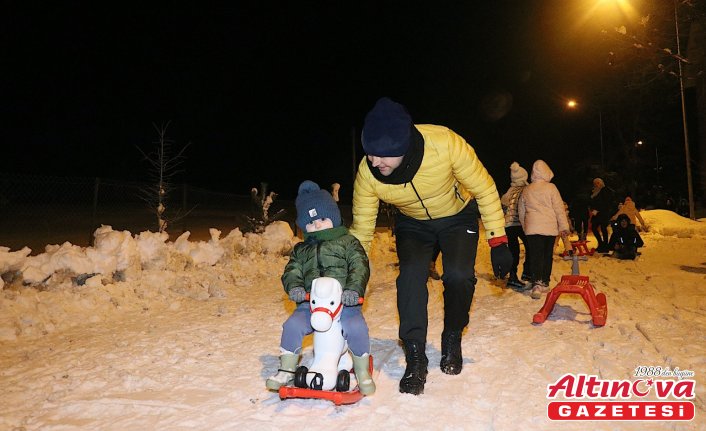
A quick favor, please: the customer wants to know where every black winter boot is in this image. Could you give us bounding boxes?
[399,340,428,395]
[440,329,463,375]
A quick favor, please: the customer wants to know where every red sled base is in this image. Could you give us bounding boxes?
[278,355,373,405]
[533,274,608,326]
[559,240,595,258]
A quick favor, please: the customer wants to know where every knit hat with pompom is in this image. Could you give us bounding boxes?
[295,180,342,230]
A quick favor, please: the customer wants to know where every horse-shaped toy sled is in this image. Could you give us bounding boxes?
[278,277,373,405]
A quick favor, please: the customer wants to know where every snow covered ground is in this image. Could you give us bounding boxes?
[0,210,704,430]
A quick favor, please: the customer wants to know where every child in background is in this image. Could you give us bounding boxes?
[553,201,573,253]
[608,214,644,260]
[517,160,571,299]
[266,180,375,395]
[611,196,648,232]
[500,162,531,289]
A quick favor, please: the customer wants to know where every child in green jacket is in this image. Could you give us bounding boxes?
[266,180,375,395]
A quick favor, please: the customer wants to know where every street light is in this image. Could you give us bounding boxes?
[566,99,605,169]
[635,140,661,185]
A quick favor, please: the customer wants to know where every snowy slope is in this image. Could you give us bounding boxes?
[0,211,704,430]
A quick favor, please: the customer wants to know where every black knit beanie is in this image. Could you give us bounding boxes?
[361,97,413,157]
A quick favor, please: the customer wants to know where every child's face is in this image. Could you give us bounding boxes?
[305,218,334,232]
[620,219,628,229]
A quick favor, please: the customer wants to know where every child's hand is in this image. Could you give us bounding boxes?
[288,287,306,303]
[341,290,360,306]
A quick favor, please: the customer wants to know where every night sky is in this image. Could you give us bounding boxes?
[3,1,642,200]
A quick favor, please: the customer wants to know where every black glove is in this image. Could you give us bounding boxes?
[490,243,513,279]
[341,290,360,306]
[288,287,307,303]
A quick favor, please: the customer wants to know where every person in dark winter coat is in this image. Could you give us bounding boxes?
[350,97,512,396]
[500,162,532,289]
[266,181,375,396]
[608,214,644,260]
[590,178,616,253]
[570,189,591,241]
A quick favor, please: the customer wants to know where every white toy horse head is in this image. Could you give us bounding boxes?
[310,276,343,331]
[305,277,354,391]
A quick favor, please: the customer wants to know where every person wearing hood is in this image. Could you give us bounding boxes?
[500,162,532,289]
[349,97,511,395]
[611,196,648,232]
[517,160,571,300]
[607,213,644,259]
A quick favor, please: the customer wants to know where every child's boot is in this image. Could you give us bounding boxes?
[352,353,376,395]
[265,351,300,391]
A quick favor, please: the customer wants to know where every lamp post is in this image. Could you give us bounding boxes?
[673,0,695,219]
[567,99,604,169]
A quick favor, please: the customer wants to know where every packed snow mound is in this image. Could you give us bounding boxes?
[641,209,706,238]
[0,246,31,289]
[0,222,298,341]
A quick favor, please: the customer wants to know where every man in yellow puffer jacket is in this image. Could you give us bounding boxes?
[350,97,512,395]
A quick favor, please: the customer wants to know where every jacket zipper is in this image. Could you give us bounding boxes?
[409,181,433,220]
[316,242,325,276]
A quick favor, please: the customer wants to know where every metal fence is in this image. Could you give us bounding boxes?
[0,172,300,252]
[1,172,399,253]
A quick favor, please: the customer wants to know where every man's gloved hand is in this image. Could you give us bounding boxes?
[488,235,512,279]
[288,287,307,303]
[341,290,360,306]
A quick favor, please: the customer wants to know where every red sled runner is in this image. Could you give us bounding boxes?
[533,254,607,326]
[278,355,373,405]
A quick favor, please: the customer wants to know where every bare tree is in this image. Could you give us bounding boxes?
[137,122,191,233]
[246,182,285,233]
[601,1,705,216]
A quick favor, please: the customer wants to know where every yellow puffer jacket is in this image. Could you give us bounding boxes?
[350,124,506,251]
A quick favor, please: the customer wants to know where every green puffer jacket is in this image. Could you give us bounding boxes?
[281,226,370,297]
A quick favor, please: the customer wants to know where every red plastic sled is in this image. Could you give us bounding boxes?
[278,355,373,405]
[559,240,595,258]
[533,274,607,326]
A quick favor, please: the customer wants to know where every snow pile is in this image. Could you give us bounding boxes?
[0,246,31,289]
[0,222,299,341]
[642,210,706,238]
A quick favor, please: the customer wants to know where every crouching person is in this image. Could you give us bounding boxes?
[608,214,644,260]
[266,180,375,395]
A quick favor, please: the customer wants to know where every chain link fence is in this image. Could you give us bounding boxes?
[0,172,302,253]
